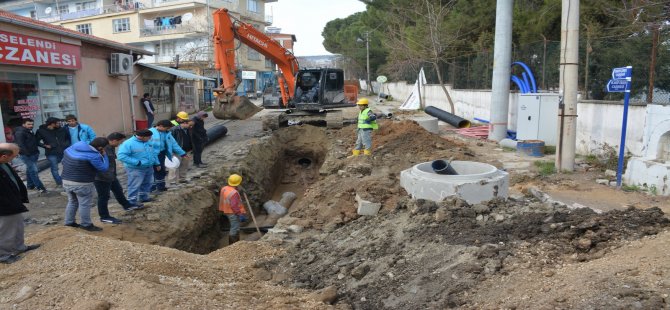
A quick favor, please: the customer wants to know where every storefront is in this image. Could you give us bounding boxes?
[137,62,213,119]
[0,11,152,142]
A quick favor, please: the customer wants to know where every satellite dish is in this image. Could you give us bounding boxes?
[182,13,193,22]
[44,7,52,14]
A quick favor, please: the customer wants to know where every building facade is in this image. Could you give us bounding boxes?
[0,0,277,105]
[0,11,153,143]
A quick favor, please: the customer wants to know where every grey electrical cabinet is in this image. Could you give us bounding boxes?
[516,94,559,146]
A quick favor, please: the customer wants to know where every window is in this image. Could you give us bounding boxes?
[76,1,96,11]
[89,81,98,97]
[155,42,175,56]
[113,18,130,33]
[30,10,36,19]
[57,4,69,14]
[76,24,92,35]
[247,48,260,61]
[247,0,258,13]
[265,58,274,69]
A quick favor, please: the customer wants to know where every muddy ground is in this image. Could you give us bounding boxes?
[1,106,669,309]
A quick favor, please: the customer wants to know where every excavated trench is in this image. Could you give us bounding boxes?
[128,125,330,254]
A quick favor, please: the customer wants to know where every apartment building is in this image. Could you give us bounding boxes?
[0,0,277,107]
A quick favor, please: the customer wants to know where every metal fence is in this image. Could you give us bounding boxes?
[402,32,670,105]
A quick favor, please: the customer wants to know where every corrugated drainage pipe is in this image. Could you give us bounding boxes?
[424,106,471,128]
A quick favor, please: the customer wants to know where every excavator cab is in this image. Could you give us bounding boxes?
[292,68,353,112]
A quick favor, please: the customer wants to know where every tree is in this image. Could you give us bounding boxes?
[363,0,461,113]
[322,12,388,83]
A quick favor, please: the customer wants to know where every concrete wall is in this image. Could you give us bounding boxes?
[77,43,144,135]
[382,81,648,157]
[576,101,646,157]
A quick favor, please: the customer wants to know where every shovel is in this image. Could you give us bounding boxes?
[242,192,263,241]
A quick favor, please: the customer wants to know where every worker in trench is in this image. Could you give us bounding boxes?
[219,174,247,244]
[351,98,379,156]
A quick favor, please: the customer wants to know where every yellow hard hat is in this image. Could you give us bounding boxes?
[176,111,189,120]
[228,174,242,187]
[356,98,369,105]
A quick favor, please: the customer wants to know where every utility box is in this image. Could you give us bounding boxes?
[516,94,559,146]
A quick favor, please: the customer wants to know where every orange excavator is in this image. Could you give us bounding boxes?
[211,8,354,123]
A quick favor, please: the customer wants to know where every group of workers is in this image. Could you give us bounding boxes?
[2,96,380,262]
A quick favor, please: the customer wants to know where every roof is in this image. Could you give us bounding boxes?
[137,63,213,81]
[268,32,297,42]
[0,10,152,55]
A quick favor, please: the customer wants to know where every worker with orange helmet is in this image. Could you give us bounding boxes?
[351,98,378,156]
[219,174,247,244]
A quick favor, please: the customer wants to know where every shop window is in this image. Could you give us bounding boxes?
[176,82,195,110]
[248,0,258,13]
[0,72,42,130]
[113,18,130,33]
[76,23,92,35]
[143,79,173,114]
[39,75,76,120]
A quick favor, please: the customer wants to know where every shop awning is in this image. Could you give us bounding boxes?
[138,63,214,80]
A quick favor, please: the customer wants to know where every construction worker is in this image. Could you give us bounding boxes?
[351,98,378,156]
[219,174,247,244]
[172,111,189,126]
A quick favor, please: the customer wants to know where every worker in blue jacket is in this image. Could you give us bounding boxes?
[117,129,158,208]
[149,120,187,192]
[65,114,96,145]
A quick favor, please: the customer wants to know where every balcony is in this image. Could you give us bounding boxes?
[140,22,207,37]
[35,3,142,22]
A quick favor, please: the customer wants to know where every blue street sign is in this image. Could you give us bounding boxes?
[611,66,632,80]
[606,79,628,92]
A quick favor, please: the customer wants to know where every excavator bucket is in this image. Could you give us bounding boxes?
[212,96,263,120]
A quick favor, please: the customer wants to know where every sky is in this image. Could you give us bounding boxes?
[266,0,367,57]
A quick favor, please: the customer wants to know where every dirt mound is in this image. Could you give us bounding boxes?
[283,120,475,230]
[264,197,669,309]
[0,228,333,309]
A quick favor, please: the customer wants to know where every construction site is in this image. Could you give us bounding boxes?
[1,99,669,309]
[1,0,670,308]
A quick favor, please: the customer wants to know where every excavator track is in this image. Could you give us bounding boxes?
[261,110,346,131]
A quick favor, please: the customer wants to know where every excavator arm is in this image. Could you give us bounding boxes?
[212,8,299,119]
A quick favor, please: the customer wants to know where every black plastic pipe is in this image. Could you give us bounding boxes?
[424,106,471,128]
[204,124,228,146]
[431,159,459,175]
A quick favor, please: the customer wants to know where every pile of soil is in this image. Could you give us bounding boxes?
[283,120,475,230]
[265,196,669,309]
